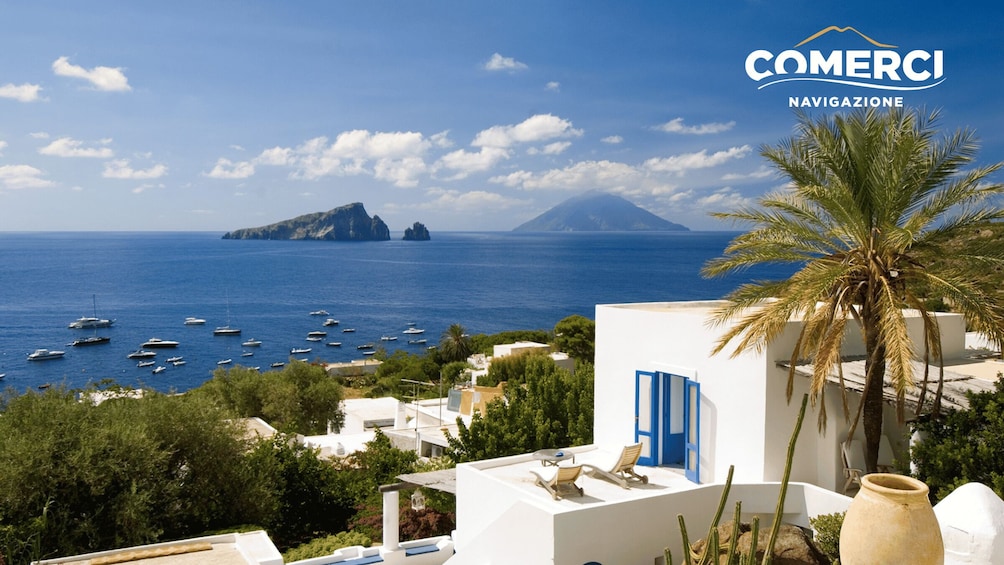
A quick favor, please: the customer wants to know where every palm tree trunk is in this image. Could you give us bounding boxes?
[862,323,885,474]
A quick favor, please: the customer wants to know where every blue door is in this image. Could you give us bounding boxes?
[634,371,658,466]
[684,379,701,483]
[661,373,686,465]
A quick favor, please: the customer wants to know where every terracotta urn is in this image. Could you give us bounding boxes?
[839,473,943,564]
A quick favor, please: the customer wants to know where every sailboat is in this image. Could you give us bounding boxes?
[71,295,111,346]
[213,292,241,336]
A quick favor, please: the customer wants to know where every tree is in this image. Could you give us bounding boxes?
[553,314,595,362]
[702,108,1004,473]
[438,323,473,363]
[196,361,345,435]
[446,358,594,463]
[911,377,1004,502]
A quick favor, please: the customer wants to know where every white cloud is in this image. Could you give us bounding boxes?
[256,146,293,166]
[697,187,753,209]
[473,114,582,149]
[30,132,49,139]
[546,81,560,92]
[430,131,453,149]
[423,187,528,211]
[721,166,774,181]
[657,117,736,135]
[484,52,528,72]
[435,147,510,179]
[52,56,131,92]
[131,183,164,194]
[644,145,751,175]
[103,159,167,179]
[527,141,571,156]
[601,135,623,144]
[0,164,54,189]
[38,137,114,158]
[491,159,641,191]
[206,158,255,179]
[274,131,433,182]
[0,83,42,102]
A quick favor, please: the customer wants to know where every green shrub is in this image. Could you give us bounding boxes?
[809,512,844,564]
[282,531,371,562]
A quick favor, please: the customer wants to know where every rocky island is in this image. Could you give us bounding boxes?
[222,203,391,241]
[513,191,689,232]
[403,222,431,241]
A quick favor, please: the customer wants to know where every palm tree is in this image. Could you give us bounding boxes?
[439,323,473,363]
[703,107,1004,472]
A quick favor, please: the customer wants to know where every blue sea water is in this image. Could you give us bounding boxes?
[0,231,791,394]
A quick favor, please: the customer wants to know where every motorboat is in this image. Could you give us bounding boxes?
[362,350,376,356]
[403,327,425,334]
[68,317,114,329]
[71,335,110,346]
[307,331,327,337]
[242,338,262,347]
[28,348,65,361]
[152,366,166,374]
[408,338,428,345]
[172,360,186,366]
[380,336,398,341]
[326,341,342,347]
[127,350,156,359]
[213,326,241,336]
[306,336,323,342]
[217,359,232,365]
[290,347,312,354]
[137,360,155,368]
[357,343,375,350]
[184,317,206,325]
[242,351,254,357]
[166,356,183,363]
[342,328,356,333]
[270,362,285,368]
[323,318,339,326]
[141,338,179,348]
[309,310,330,316]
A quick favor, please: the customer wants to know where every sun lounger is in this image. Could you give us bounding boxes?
[530,463,584,500]
[842,438,866,495]
[580,443,649,489]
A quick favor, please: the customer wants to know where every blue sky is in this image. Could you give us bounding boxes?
[1,1,1001,232]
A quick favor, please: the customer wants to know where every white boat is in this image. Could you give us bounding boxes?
[381,336,398,341]
[242,351,254,357]
[357,343,375,350]
[184,317,206,325]
[306,336,323,342]
[166,356,183,363]
[127,349,156,359]
[152,366,166,374]
[290,347,311,354]
[242,338,262,347]
[171,360,186,366]
[408,338,428,345]
[307,331,327,337]
[342,328,356,333]
[137,360,155,367]
[214,292,241,335]
[141,338,179,348]
[326,341,342,347]
[68,294,114,329]
[362,350,376,356]
[28,348,65,361]
[270,362,285,368]
[217,359,232,365]
[309,310,329,316]
[403,327,425,334]
[68,317,114,329]
[323,318,339,326]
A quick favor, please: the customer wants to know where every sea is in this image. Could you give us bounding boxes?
[0,231,793,394]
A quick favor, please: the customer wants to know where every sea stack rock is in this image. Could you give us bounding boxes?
[222,203,391,241]
[403,222,431,241]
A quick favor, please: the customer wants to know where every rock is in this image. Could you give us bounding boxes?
[222,203,390,241]
[403,221,430,241]
[693,523,828,565]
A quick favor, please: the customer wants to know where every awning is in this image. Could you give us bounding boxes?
[397,468,457,494]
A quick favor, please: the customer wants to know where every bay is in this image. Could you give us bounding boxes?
[0,231,792,393]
